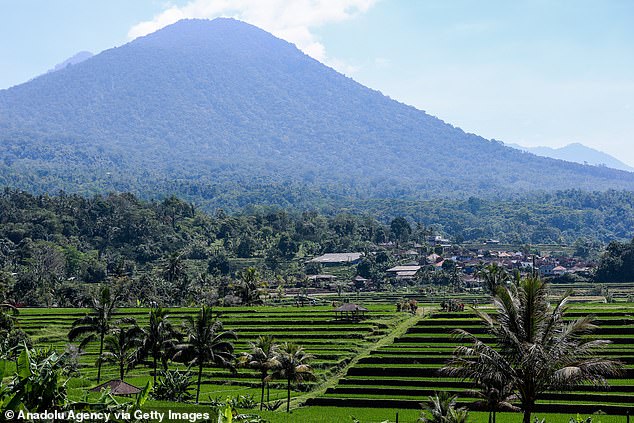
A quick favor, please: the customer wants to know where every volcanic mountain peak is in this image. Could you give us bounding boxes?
[0,18,632,210]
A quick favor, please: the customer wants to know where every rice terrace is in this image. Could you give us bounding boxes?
[4,280,634,422]
[2,2,634,423]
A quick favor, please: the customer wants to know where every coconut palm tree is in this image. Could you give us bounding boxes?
[68,286,120,383]
[476,263,509,294]
[239,335,277,410]
[139,306,179,385]
[267,342,314,413]
[442,277,622,423]
[162,251,186,284]
[468,379,517,423]
[99,322,144,381]
[172,306,236,403]
[234,267,262,306]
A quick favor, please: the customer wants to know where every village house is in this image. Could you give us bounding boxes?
[386,264,422,281]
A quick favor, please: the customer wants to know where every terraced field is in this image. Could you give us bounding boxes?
[15,305,407,402]
[310,304,634,415]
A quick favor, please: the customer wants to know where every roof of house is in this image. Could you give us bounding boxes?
[90,379,142,395]
[306,274,336,280]
[386,265,421,272]
[308,253,363,263]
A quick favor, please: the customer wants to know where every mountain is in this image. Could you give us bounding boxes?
[507,142,634,172]
[0,18,633,211]
[46,51,93,74]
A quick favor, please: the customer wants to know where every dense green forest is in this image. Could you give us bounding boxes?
[1,19,633,209]
[595,238,634,282]
[0,188,632,308]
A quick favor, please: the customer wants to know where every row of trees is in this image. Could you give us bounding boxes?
[66,288,313,411]
[2,188,631,309]
[239,336,314,412]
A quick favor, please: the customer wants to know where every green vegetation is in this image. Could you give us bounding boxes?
[595,239,634,282]
[6,302,408,417]
[2,19,634,216]
[1,188,633,310]
[68,286,119,383]
[172,306,236,403]
[443,278,621,423]
[239,335,277,410]
[267,342,314,413]
[3,297,634,421]
[314,301,634,418]
[2,16,633,423]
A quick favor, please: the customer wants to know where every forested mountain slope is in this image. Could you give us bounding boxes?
[0,18,632,210]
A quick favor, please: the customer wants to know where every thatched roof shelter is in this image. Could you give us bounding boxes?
[333,303,368,321]
[90,379,142,397]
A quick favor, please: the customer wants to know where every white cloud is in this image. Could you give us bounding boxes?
[128,0,376,66]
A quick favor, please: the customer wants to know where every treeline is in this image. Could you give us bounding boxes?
[353,189,634,244]
[0,189,425,307]
[0,188,632,307]
[595,238,634,282]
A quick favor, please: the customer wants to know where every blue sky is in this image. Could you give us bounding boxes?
[2,0,633,165]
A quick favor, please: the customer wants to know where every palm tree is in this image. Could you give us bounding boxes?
[239,335,277,410]
[173,306,237,403]
[162,251,186,284]
[442,277,622,423]
[68,286,120,383]
[476,263,509,294]
[140,307,179,385]
[467,379,517,423]
[99,322,144,381]
[235,267,262,306]
[267,342,314,413]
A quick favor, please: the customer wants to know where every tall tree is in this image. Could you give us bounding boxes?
[68,286,120,383]
[267,342,314,413]
[235,267,262,306]
[390,217,411,244]
[173,306,236,403]
[140,307,179,385]
[161,251,186,284]
[239,335,277,410]
[442,277,622,423]
[476,263,509,294]
[468,379,517,423]
[99,322,144,381]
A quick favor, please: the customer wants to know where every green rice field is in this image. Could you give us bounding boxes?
[7,301,634,422]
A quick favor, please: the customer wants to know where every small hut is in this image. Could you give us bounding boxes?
[90,379,142,397]
[333,303,368,321]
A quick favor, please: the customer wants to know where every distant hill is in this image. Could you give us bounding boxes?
[0,18,632,211]
[46,51,93,74]
[507,142,634,172]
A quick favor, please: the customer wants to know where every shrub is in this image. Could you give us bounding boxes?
[228,394,258,409]
[153,369,194,402]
